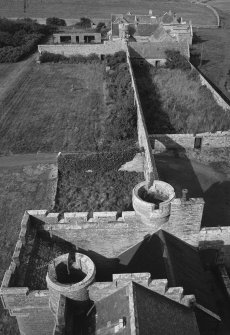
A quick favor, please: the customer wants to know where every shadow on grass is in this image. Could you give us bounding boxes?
[132,63,175,134]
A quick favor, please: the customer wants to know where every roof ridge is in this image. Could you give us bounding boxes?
[128,282,138,335]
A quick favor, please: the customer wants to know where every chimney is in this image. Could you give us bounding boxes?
[181,189,188,202]
[149,9,153,16]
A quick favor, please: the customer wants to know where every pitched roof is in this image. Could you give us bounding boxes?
[135,23,159,36]
[129,41,181,59]
[111,14,158,24]
[133,282,200,335]
[156,230,218,314]
[118,229,218,315]
[161,11,179,24]
[85,282,200,335]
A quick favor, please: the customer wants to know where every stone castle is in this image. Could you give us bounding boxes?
[1,9,230,335]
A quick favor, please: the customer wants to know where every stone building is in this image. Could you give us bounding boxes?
[109,10,191,65]
[0,180,222,334]
[53,32,102,44]
[110,10,193,45]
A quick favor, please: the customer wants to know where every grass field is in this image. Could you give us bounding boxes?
[191,26,230,101]
[0,155,56,335]
[190,2,230,102]
[133,64,230,134]
[0,0,217,25]
[0,62,107,154]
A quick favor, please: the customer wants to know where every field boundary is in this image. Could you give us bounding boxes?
[126,47,159,184]
[149,131,230,151]
[190,62,230,111]
[192,1,220,28]
[38,41,126,56]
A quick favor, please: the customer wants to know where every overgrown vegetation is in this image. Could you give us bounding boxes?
[46,17,66,26]
[165,49,191,71]
[133,52,230,134]
[54,149,143,213]
[75,17,92,29]
[0,18,52,62]
[39,52,101,63]
[104,51,137,141]
[95,21,109,38]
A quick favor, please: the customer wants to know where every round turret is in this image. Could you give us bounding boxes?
[46,253,96,315]
[132,180,175,227]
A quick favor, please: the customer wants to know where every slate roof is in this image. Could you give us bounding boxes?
[129,40,189,59]
[111,14,158,24]
[118,230,218,316]
[74,282,200,335]
[135,23,159,36]
[129,41,180,59]
[158,230,218,314]
[133,282,200,335]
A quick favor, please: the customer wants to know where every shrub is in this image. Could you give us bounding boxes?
[165,50,191,71]
[39,51,66,63]
[75,17,91,29]
[54,150,143,214]
[104,56,137,141]
[105,51,127,69]
[95,22,106,32]
[39,52,101,64]
[0,18,51,62]
[46,17,66,26]
[0,31,13,47]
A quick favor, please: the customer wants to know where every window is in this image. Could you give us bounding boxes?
[60,35,71,43]
[194,137,202,149]
[155,60,160,68]
[84,35,95,43]
[101,54,105,60]
[139,59,144,66]
[76,36,79,43]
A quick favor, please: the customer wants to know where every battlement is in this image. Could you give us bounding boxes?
[89,273,196,308]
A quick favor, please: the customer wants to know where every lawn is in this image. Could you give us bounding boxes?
[0,0,217,25]
[0,156,57,335]
[190,5,230,102]
[0,62,106,154]
[54,148,144,214]
[133,64,230,134]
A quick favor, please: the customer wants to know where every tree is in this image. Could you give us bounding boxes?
[46,17,66,26]
[165,50,191,71]
[79,17,91,28]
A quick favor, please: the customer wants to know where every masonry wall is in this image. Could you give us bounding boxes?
[38,40,126,56]
[126,47,159,184]
[16,308,55,335]
[190,62,230,111]
[149,132,230,151]
[162,198,204,246]
[199,227,230,271]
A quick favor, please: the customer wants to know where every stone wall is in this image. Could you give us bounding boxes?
[199,226,230,271]
[126,47,159,184]
[149,131,230,151]
[38,40,126,56]
[193,2,220,28]
[190,62,230,111]
[162,198,205,246]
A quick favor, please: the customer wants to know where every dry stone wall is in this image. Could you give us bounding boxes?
[190,63,230,111]
[149,131,230,151]
[126,47,159,184]
[38,41,126,56]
